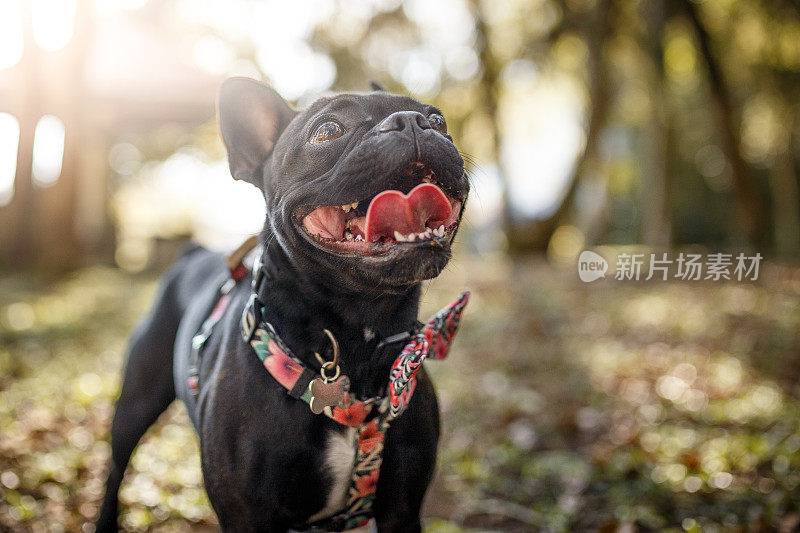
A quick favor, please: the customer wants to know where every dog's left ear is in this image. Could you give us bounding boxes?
[218,77,296,188]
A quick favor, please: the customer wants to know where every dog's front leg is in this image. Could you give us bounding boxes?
[373,370,440,533]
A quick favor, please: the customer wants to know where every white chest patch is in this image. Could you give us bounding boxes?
[308,427,357,522]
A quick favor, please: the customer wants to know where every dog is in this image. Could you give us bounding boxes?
[96,77,469,532]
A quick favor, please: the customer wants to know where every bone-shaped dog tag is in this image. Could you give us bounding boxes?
[308,376,350,414]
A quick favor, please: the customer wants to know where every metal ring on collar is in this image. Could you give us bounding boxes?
[315,329,341,382]
[320,361,340,382]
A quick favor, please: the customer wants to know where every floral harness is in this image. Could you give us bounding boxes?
[188,238,469,531]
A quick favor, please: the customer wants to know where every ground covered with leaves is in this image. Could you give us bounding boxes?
[1,255,799,531]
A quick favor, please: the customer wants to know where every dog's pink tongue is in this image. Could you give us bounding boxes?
[365,183,452,241]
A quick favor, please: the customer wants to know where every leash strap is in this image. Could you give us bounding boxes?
[187,238,259,396]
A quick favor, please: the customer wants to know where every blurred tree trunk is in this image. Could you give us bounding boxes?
[504,0,614,253]
[470,0,512,247]
[0,1,91,271]
[0,1,38,269]
[770,104,800,256]
[681,0,767,247]
[30,0,92,271]
[640,0,672,248]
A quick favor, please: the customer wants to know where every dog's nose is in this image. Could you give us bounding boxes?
[377,111,431,133]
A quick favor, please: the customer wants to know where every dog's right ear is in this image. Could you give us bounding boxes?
[218,78,296,188]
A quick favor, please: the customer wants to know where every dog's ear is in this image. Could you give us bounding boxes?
[369,80,386,92]
[218,78,296,188]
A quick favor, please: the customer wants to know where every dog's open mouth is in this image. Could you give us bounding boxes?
[294,162,462,254]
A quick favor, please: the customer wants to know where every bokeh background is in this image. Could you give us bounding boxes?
[1,0,800,531]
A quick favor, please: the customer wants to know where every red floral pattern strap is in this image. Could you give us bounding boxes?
[387,291,469,419]
[249,322,377,427]
[248,292,469,427]
[246,292,469,531]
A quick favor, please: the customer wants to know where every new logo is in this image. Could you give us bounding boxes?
[578,250,608,282]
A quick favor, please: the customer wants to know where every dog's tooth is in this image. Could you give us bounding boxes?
[355,234,364,241]
[407,233,416,241]
[350,202,359,210]
[438,225,445,236]
[345,232,353,241]
[422,177,433,184]
[394,231,405,242]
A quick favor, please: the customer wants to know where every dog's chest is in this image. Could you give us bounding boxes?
[308,427,358,522]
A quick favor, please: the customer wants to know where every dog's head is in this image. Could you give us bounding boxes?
[218,78,468,291]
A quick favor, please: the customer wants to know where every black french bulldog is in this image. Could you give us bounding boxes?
[96,78,469,532]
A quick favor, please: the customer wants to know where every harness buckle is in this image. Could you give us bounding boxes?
[375,329,412,352]
[241,293,262,343]
[251,252,266,293]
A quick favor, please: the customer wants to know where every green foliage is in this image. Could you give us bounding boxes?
[423,253,800,530]
[1,255,800,530]
[0,268,215,531]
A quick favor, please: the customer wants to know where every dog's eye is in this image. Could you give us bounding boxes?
[310,121,344,144]
[428,114,447,134]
